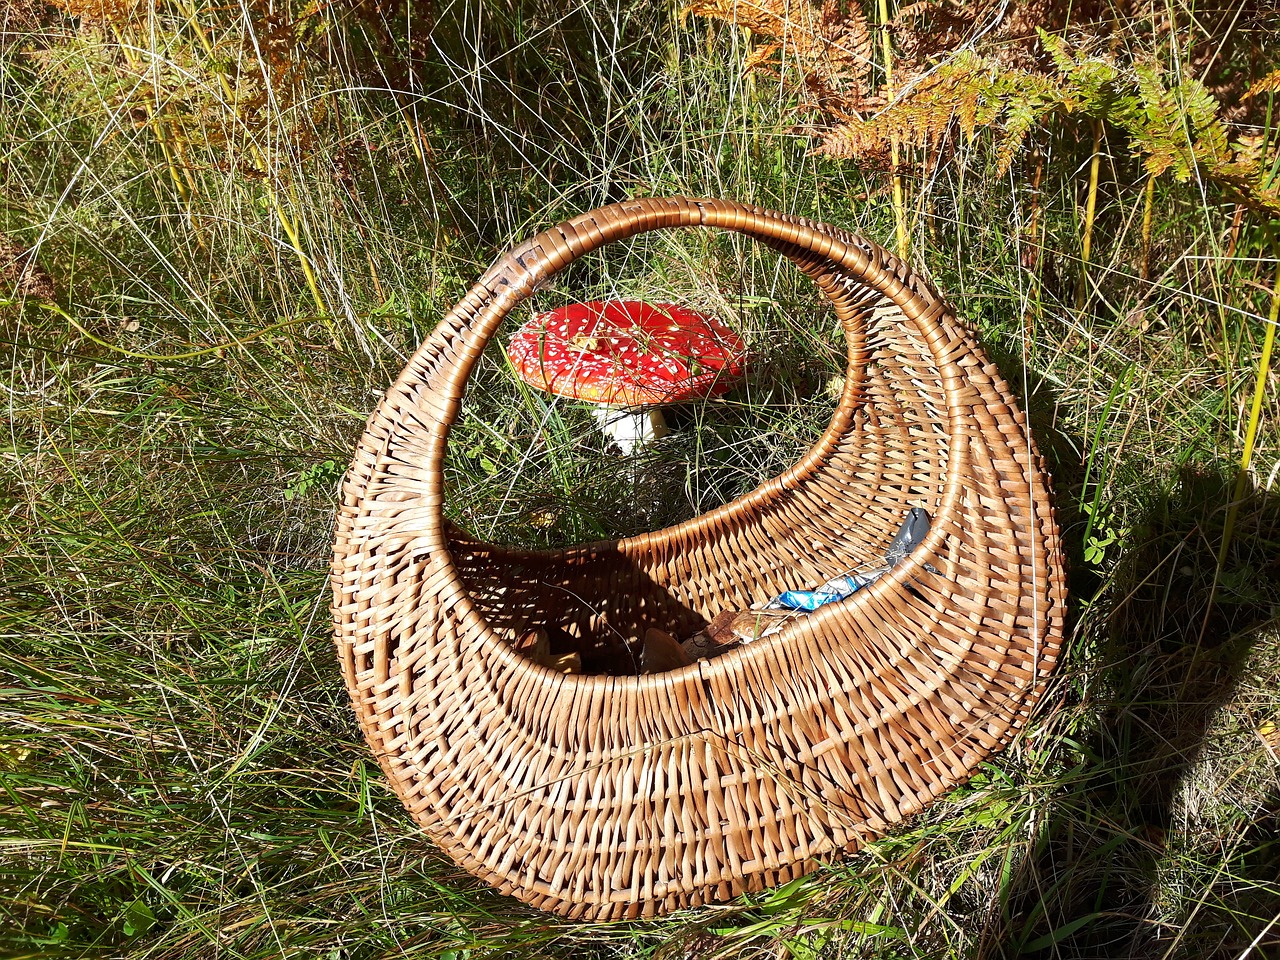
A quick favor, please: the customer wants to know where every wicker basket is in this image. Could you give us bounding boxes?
[331,197,1066,920]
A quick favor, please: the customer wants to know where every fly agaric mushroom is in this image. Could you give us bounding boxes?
[506,300,748,454]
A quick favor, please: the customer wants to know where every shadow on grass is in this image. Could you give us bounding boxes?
[980,466,1280,959]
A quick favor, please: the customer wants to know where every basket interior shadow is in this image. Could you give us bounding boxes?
[331,197,1067,921]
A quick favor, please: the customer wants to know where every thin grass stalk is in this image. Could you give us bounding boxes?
[1076,119,1103,309]
[1023,147,1045,339]
[923,143,938,244]
[112,24,190,203]
[330,153,388,302]
[743,26,762,184]
[1225,203,1245,261]
[877,0,908,259]
[42,302,313,360]
[1216,238,1280,570]
[1139,174,1155,281]
[1025,147,1044,271]
[913,141,937,244]
[173,0,330,319]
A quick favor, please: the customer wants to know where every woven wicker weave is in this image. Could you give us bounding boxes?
[331,197,1066,920]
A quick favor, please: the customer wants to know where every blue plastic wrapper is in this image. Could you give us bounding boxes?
[765,508,932,612]
[769,566,888,611]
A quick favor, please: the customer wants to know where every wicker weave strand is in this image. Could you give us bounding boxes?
[331,198,1066,920]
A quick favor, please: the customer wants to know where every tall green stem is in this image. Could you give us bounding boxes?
[1076,119,1103,309]
[877,0,908,259]
[176,0,329,318]
[1139,175,1155,282]
[1217,242,1280,570]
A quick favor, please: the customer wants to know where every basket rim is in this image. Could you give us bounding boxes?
[366,198,982,686]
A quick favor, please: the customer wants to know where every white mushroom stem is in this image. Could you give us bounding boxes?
[591,405,669,455]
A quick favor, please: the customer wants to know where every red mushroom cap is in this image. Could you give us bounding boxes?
[506,300,748,406]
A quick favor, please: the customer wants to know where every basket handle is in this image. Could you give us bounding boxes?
[359,197,963,547]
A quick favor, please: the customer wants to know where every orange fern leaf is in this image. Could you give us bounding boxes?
[1244,68,1280,100]
[685,0,875,100]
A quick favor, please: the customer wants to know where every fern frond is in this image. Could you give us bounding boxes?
[815,52,1062,173]
[685,0,874,97]
[815,56,984,158]
[1099,59,1230,181]
[1037,28,1077,76]
[1211,164,1280,217]
[1181,78,1230,169]
[817,116,892,159]
[699,0,1276,222]
[47,0,156,25]
[996,99,1043,175]
[1244,68,1280,100]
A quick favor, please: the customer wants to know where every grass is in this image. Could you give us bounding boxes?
[2,0,1279,957]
